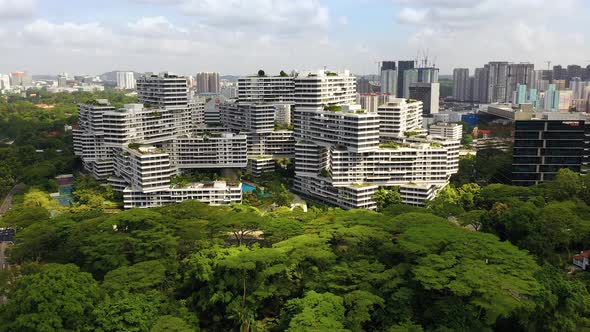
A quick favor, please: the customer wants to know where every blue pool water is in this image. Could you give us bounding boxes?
[242,183,256,193]
[242,183,271,197]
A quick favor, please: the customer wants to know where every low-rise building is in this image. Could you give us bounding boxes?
[429,122,463,140]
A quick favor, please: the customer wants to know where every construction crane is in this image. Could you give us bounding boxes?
[545,61,552,70]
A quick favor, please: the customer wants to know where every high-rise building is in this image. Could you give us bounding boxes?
[570,78,590,100]
[73,72,248,209]
[558,90,573,111]
[0,74,10,90]
[409,82,440,115]
[513,116,590,186]
[553,65,567,81]
[357,77,371,94]
[397,60,415,97]
[567,65,583,82]
[380,69,397,95]
[196,72,220,94]
[9,71,32,87]
[514,84,528,105]
[237,76,294,102]
[473,67,488,103]
[486,61,509,103]
[417,67,439,83]
[116,71,135,90]
[286,67,459,209]
[554,80,567,90]
[507,63,534,98]
[452,68,470,101]
[543,84,560,111]
[57,75,67,88]
[381,61,396,71]
[402,69,419,98]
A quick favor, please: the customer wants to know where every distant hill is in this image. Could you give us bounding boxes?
[32,75,57,81]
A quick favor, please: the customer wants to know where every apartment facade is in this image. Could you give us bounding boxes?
[74,72,243,208]
[513,117,590,186]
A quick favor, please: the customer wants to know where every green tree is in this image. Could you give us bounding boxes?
[373,187,401,211]
[150,316,193,332]
[547,168,581,201]
[285,291,349,332]
[93,291,162,332]
[0,264,99,332]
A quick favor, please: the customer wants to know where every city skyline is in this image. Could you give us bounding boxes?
[0,0,589,75]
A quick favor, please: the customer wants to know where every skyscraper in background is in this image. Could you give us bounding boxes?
[0,74,10,90]
[402,69,419,98]
[543,84,559,111]
[380,62,397,96]
[9,71,32,87]
[507,63,534,98]
[397,60,415,97]
[381,61,396,71]
[486,61,509,103]
[208,72,220,94]
[452,68,469,101]
[116,71,135,90]
[409,82,439,115]
[196,72,220,94]
[473,67,488,103]
[417,67,439,83]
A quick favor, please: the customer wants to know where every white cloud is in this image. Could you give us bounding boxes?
[0,0,35,19]
[337,16,348,26]
[128,16,188,37]
[392,0,589,72]
[22,20,117,49]
[176,0,330,34]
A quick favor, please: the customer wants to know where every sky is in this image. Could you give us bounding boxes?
[0,0,588,76]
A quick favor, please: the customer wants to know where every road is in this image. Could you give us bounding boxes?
[0,242,8,270]
[0,183,25,215]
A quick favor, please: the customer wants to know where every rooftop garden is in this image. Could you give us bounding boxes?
[325,71,338,76]
[274,123,294,131]
[430,142,443,148]
[324,105,342,112]
[405,99,418,103]
[128,143,141,150]
[351,182,374,188]
[380,142,400,149]
[404,131,419,137]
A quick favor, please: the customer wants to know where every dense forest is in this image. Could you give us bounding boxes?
[1,90,590,331]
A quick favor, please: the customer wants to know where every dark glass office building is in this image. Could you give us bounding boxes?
[512,120,590,186]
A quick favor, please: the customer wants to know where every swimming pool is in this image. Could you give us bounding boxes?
[242,183,256,193]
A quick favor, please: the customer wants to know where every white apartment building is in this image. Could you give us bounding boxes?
[247,131,295,158]
[111,145,173,193]
[274,103,292,126]
[219,102,276,133]
[74,72,244,209]
[292,73,459,209]
[110,145,242,208]
[237,76,294,102]
[123,182,242,209]
[247,156,275,177]
[164,132,248,169]
[377,97,426,140]
[293,70,357,108]
[429,122,463,140]
[117,71,136,90]
[292,103,459,209]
